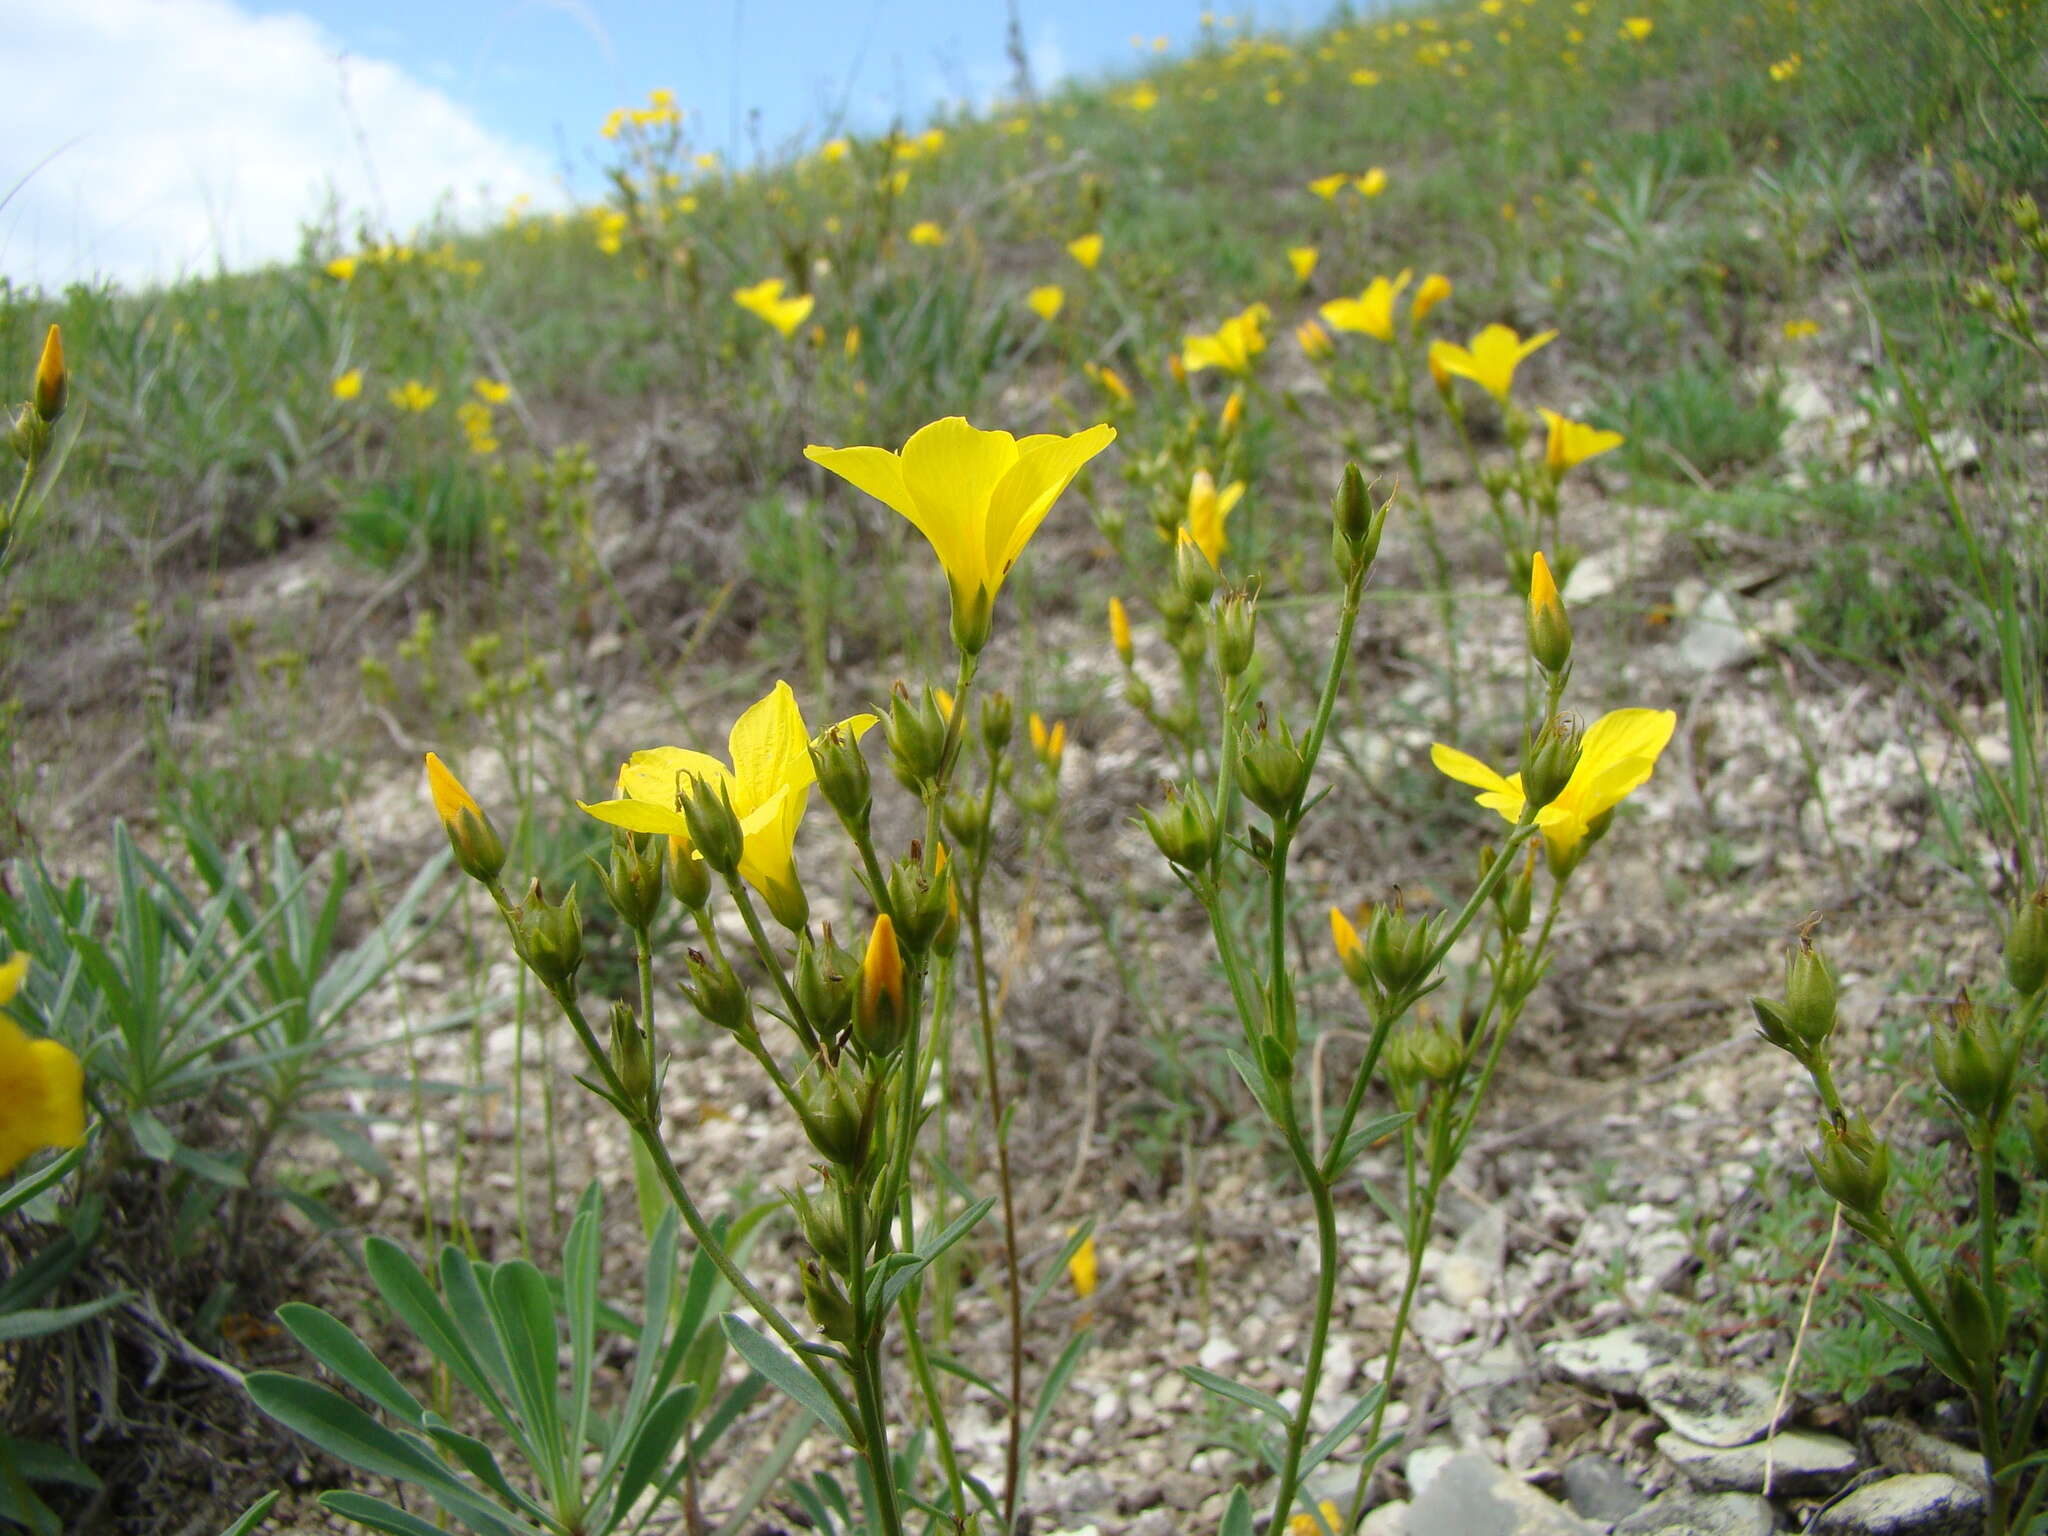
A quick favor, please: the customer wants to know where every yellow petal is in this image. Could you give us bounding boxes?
[727,682,816,817]
[615,746,732,808]
[1429,742,1518,799]
[983,424,1117,586]
[901,417,1023,593]
[0,1014,84,1178]
[0,953,24,1008]
[1579,708,1676,772]
[577,797,694,837]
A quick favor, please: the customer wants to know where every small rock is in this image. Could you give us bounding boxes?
[1658,1427,1862,1495]
[1126,1515,1175,1536]
[1542,1323,1690,1397]
[1674,589,1761,674]
[1862,1418,1989,1490]
[1407,1445,1457,1497]
[1504,1415,1550,1472]
[1406,1453,1600,1536]
[1197,1334,1242,1372]
[1809,1473,1986,1536]
[1613,1490,1775,1536]
[1358,1501,1409,1536]
[1561,1454,1649,1522]
[1642,1364,1787,1448]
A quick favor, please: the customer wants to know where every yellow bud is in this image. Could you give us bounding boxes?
[1109,596,1134,664]
[1068,1232,1098,1299]
[1527,550,1572,674]
[855,913,907,1055]
[424,753,506,885]
[1330,906,1371,987]
[1219,387,1244,433]
[33,326,66,424]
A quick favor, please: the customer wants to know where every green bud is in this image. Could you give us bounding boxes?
[1141,783,1219,874]
[596,830,665,932]
[1175,620,1209,667]
[800,1259,858,1344]
[682,776,746,877]
[1751,997,1800,1057]
[1500,848,1535,936]
[681,948,753,1035]
[1520,715,1582,811]
[799,1060,875,1169]
[794,927,857,1038]
[1782,940,1837,1050]
[810,724,873,831]
[1124,675,1156,714]
[1931,992,2018,1124]
[1215,588,1257,678]
[1014,769,1059,819]
[786,1186,851,1274]
[980,691,1014,757]
[1331,463,1388,578]
[515,881,584,993]
[665,833,711,909]
[942,789,990,855]
[2006,891,2048,996]
[1942,1262,1999,1369]
[1237,708,1309,820]
[1154,582,1195,635]
[2011,192,2042,234]
[885,684,949,793]
[608,1000,654,1112]
[887,854,953,954]
[1806,1112,1891,1223]
[1175,530,1218,604]
[1367,901,1441,996]
[1410,1020,1463,1084]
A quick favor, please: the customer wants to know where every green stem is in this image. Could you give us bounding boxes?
[844,1185,906,1536]
[723,874,820,1058]
[1266,1119,1339,1535]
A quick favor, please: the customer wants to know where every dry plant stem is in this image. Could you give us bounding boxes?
[1392,356,1463,741]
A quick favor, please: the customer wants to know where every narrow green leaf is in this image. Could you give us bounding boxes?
[1299,1384,1386,1476]
[1023,1216,1096,1322]
[718,1315,853,1445]
[1180,1365,1290,1423]
[277,1304,424,1426]
[1224,1049,1275,1120]
[362,1239,511,1426]
[0,1291,131,1342]
[316,1489,520,1536]
[420,1419,552,1527]
[1219,1486,1254,1536]
[926,1349,1006,1401]
[610,1383,696,1524]
[1022,1327,1094,1459]
[0,1147,82,1219]
[1330,1113,1412,1174]
[489,1260,566,1479]
[214,1490,279,1536]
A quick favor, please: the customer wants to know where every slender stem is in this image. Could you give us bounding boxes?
[1265,1117,1338,1534]
[723,874,820,1058]
[844,1183,906,1536]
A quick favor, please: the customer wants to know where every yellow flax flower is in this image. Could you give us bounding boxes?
[1108,597,1133,663]
[1431,323,1557,403]
[1067,233,1104,270]
[806,417,1117,653]
[1287,245,1319,283]
[1782,317,1820,340]
[1028,712,1067,770]
[0,954,85,1179]
[579,682,876,926]
[1355,167,1388,197]
[733,278,815,338]
[1431,708,1676,857]
[325,255,358,282]
[1184,469,1244,568]
[1296,318,1334,359]
[1411,273,1453,329]
[1307,172,1349,201]
[1538,409,1625,477]
[1067,1232,1098,1299]
[1027,285,1066,321]
[1321,270,1413,342]
[387,379,437,413]
[1621,16,1653,40]
[1083,361,1132,404]
[1182,303,1270,376]
[1288,1502,1345,1536]
[331,369,363,402]
[473,378,512,404]
[909,220,946,247]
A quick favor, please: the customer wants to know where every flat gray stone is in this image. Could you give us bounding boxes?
[1642,1364,1787,1448]
[1561,1454,1649,1523]
[1406,1453,1601,1536]
[1809,1474,1985,1536]
[1659,1428,1861,1496]
[1675,589,1760,673]
[1613,1490,1775,1536]
[1862,1418,1989,1490]
[1542,1323,1690,1397]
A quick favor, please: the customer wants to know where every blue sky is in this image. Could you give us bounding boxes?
[0,0,1321,290]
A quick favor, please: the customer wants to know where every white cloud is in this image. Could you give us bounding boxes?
[0,0,562,291]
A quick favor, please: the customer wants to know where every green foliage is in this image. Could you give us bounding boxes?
[340,463,493,567]
[1617,361,1788,481]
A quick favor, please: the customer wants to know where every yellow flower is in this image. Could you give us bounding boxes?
[1430,323,1557,402]
[1108,597,1133,664]
[1068,1232,1098,1299]
[473,378,512,404]
[1287,245,1319,283]
[331,369,363,402]
[579,682,876,926]
[1126,83,1160,111]
[1351,67,1382,85]
[1295,318,1334,359]
[1028,285,1066,321]
[0,954,85,1179]
[1084,362,1132,403]
[1538,409,1624,477]
[1526,551,1572,672]
[1067,232,1104,270]
[806,417,1117,653]
[325,255,358,282]
[1028,712,1067,770]
[387,379,437,413]
[1321,270,1413,342]
[1782,317,1820,340]
[1770,53,1803,82]
[1411,273,1453,328]
[1431,708,1676,857]
[1308,172,1349,201]
[909,220,946,247]
[1182,303,1270,375]
[821,136,851,162]
[733,278,816,338]
[1184,469,1244,568]
[1355,167,1388,198]
[1288,1502,1345,1536]
[1218,386,1244,433]
[1621,16,1653,39]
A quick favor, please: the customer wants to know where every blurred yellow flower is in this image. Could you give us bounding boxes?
[806,418,1117,653]
[1321,270,1413,342]
[473,378,512,404]
[1431,323,1557,402]
[1308,172,1349,201]
[1769,53,1803,82]
[1295,318,1335,359]
[1356,167,1388,197]
[733,278,815,338]
[1432,708,1676,857]
[1127,83,1160,111]
[1218,387,1244,432]
[1412,273,1453,328]
[1028,712,1067,770]
[0,954,85,1179]
[1182,303,1270,375]
[325,256,357,282]
[1184,469,1245,568]
[909,220,947,247]
[845,325,863,359]
[1028,285,1066,321]
[1538,409,1624,476]
[1351,67,1381,85]
[821,136,851,162]
[1621,16,1653,39]
[387,379,437,413]
[1068,1232,1098,1298]
[580,683,876,927]
[1109,597,1133,663]
[1067,232,1104,270]
[1083,362,1132,403]
[1782,317,1820,340]
[1287,245,1319,283]
[331,369,363,402]
[1287,1502,1345,1536]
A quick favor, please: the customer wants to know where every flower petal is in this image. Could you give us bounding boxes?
[615,746,731,808]
[1430,742,1518,799]
[727,682,815,817]
[983,424,1117,585]
[899,417,1023,596]
[578,797,692,836]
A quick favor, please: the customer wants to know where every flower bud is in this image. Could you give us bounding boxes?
[1124,675,1155,715]
[1519,716,1582,810]
[1154,582,1195,635]
[1526,551,1572,675]
[2006,890,2048,996]
[682,776,746,876]
[810,724,873,830]
[1931,991,2018,1124]
[800,1259,858,1343]
[930,846,961,957]
[1942,1262,1999,1368]
[942,789,989,855]
[1215,588,1257,678]
[980,691,1014,758]
[1409,1020,1463,1084]
[1108,597,1134,665]
[596,829,665,932]
[1331,462,1386,577]
[1782,939,1838,1050]
[1175,527,1218,604]
[888,854,953,953]
[854,914,908,1057]
[1806,1112,1891,1222]
[794,926,857,1037]
[1330,906,1371,988]
[424,753,508,886]
[1238,708,1309,820]
[33,326,66,425]
[515,881,584,993]
[1027,712,1066,772]
[786,1186,851,1274]
[608,999,654,1111]
[682,948,753,1036]
[1219,386,1244,434]
[1142,783,1219,874]
[799,1059,875,1169]
[1367,901,1440,995]
[886,684,950,792]
[1500,847,1536,936]
[666,834,711,909]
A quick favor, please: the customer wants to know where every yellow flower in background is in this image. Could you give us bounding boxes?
[1067,232,1104,270]
[1184,469,1244,568]
[1287,1502,1345,1536]
[821,136,851,162]
[1218,387,1244,433]
[1769,53,1803,82]
[806,417,1117,653]
[886,168,912,197]
[1126,83,1160,111]
[579,682,876,926]
[1182,303,1270,375]
[1621,16,1653,39]
[1295,318,1335,359]
[473,378,512,404]
[1432,708,1676,857]
[1539,409,1625,477]
[1782,317,1820,340]
[1411,273,1453,328]
[324,256,357,282]
[0,954,85,1179]
[1028,285,1066,321]
[1351,67,1382,85]
[387,379,437,413]
[1308,172,1349,201]
[1321,270,1413,342]
[1108,597,1133,663]
[1028,712,1067,770]
[733,278,815,338]
[1068,1232,1098,1299]
[909,220,947,247]
[1287,245,1319,283]
[844,325,863,359]
[331,369,363,402]
[1356,167,1388,198]
[1083,362,1133,403]
[1431,323,1557,402]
